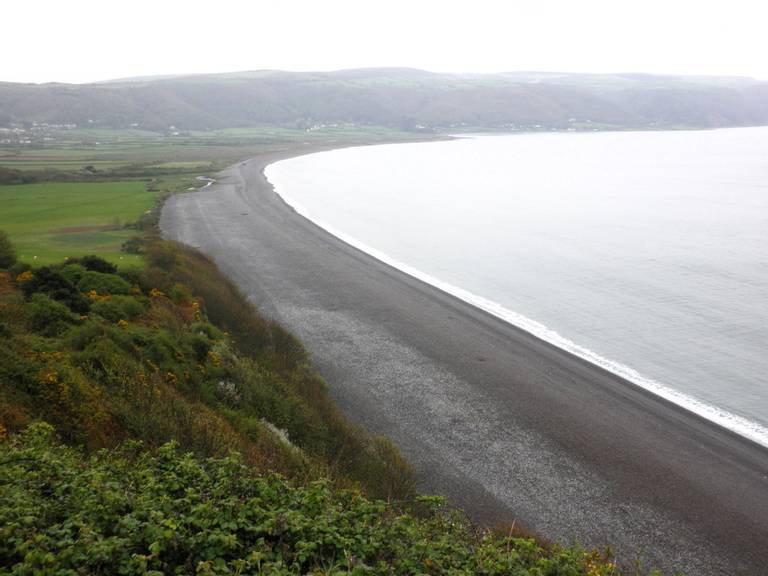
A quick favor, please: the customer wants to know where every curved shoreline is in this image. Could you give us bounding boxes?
[266,154,768,449]
[161,144,768,575]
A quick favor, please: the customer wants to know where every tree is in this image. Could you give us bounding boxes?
[0,230,17,269]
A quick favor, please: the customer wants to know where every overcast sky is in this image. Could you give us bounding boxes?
[3,0,767,84]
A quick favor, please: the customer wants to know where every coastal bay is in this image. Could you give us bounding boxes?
[161,147,768,576]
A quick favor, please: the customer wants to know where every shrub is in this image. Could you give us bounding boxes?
[76,270,132,295]
[58,263,87,285]
[190,321,223,341]
[73,336,137,379]
[0,230,17,269]
[121,236,145,254]
[90,295,145,322]
[0,347,40,394]
[0,429,625,576]
[20,266,90,314]
[28,293,77,336]
[75,254,118,274]
[117,266,142,287]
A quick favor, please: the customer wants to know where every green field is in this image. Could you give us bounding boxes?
[0,126,430,266]
[0,181,154,266]
[0,125,422,171]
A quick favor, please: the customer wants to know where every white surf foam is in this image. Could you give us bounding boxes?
[265,165,768,450]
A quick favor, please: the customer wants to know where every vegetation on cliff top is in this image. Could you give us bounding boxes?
[0,242,413,500]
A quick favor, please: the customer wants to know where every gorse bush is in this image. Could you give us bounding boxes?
[19,266,90,314]
[90,294,146,322]
[76,269,133,295]
[73,254,118,274]
[27,293,78,336]
[0,425,625,576]
[59,262,87,285]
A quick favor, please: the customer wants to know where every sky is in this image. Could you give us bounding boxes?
[2,0,767,84]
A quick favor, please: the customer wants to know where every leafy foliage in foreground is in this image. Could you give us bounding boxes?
[0,424,623,576]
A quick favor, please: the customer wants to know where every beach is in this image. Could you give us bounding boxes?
[161,146,768,575]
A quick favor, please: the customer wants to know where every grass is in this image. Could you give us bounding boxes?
[0,181,154,266]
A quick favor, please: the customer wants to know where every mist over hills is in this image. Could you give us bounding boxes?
[1,68,767,132]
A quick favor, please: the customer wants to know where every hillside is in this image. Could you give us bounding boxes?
[1,68,767,132]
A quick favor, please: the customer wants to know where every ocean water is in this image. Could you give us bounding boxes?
[265,128,768,446]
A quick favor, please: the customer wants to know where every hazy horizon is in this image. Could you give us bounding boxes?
[4,0,768,84]
[7,67,765,87]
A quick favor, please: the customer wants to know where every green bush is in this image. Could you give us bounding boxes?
[0,426,623,576]
[0,230,17,269]
[0,347,40,394]
[191,321,224,340]
[91,295,145,322]
[73,336,140,382]
[59,263,87,285]
[74,254,118,274]
[117,265,143,286]
[76,270,132,295]
[20,266,90,314]
[27,293,78,336]
[121,236,145,254]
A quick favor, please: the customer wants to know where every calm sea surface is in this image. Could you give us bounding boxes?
[265,128,768,445]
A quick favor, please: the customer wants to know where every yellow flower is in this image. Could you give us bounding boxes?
[117,319,129,328]
[39,371,59,385]
[16,270,33,283]
[149,288,165,299]
[207,350,221,367]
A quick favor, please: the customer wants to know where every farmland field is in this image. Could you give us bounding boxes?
[0,126,427,266]
[0,181,154,266]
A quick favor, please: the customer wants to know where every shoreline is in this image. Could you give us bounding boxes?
[265,148,768,450]
[161,141,768,575]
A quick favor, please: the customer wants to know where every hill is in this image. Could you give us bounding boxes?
[1,68,767,132]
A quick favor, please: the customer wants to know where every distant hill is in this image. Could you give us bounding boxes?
[1,68,767,131]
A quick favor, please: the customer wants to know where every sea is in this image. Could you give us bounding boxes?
[265,128,768,447]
